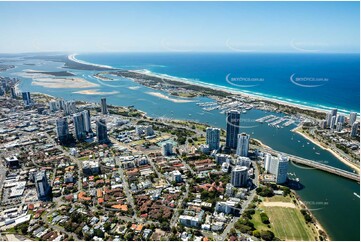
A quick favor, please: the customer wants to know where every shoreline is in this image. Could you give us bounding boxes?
[70,53,359,116]
[145,91,195,103]
[295,193,330,241]
[68,54,114,70]
[253,137,330,240]
[292,125,360,173]
[129,69,357,116]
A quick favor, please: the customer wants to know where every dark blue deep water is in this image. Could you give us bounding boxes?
[78,52,360,113]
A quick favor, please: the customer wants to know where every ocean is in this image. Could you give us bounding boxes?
[77,52,360,114]
[1,52,360,240]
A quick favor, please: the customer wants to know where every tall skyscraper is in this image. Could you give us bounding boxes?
[73,113,85,141]
[330,115,337,129]
[265,154,289,184]
[330,109,338,117]
[325,113,332,127]
[319,120,327,129]
[96,118,108,144]
[264,153,272,172]
[101,98,108,115]
[206,127,220,151]
[56,117,69,144]
[82,110,92,133]
[351,122,359,137]
[64,101,76,115]
[349,112,357,125]
[10,87,16,99]
[236,133,250,157]
[58,99,65,110]
[226,110,241,149]
[336,122,343,132]
[49,101,58,112]
[162,142,173,156]
[21,92,31,106]
[35,170,51,201]
[336,115,345,125]
[231,166,249,187]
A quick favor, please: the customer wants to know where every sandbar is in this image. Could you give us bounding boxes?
[146,91,194,103]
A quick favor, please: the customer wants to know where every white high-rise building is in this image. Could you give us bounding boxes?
[206,127,220,151]
[265,154,289,184]
[171,170,183,183]
[236,133,250,157]
[351,122,359,137]
[264,153,272,172]
[349,112,357,125]
[81,110,92,133]
[73,113,85,141]
[231,166,249,187]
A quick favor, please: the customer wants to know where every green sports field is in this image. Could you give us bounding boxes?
[260,205,316,241]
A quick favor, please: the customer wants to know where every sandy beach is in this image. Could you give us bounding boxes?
[73,89,119,95]
[32,77,99,89]
[128,86,141,90]
[68,53,358,117]
[68,54,113,69]
[292,126,360,173]
[146,91,195,103]
[297,199,330,241]
[18,70,99,89]
[129,69,355,117]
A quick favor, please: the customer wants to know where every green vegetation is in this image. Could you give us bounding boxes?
[256,186,274,197]
[260,206,314,241]
[260,230,275,241]
[301,209,314,223]
[260,212,270,224]
[250,210,271,232]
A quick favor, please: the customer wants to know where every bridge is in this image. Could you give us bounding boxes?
[255,146,360,182]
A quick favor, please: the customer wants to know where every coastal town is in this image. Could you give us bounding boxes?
[1,71,359,241]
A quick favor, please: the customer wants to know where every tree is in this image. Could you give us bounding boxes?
[103,222,111,231]
[94,228,105,238]
[252,230,261,238]
[260,230,275,241]
[260,212,270,224]
[161,221,170,231]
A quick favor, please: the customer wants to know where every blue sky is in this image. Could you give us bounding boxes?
[0,1,359,53]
